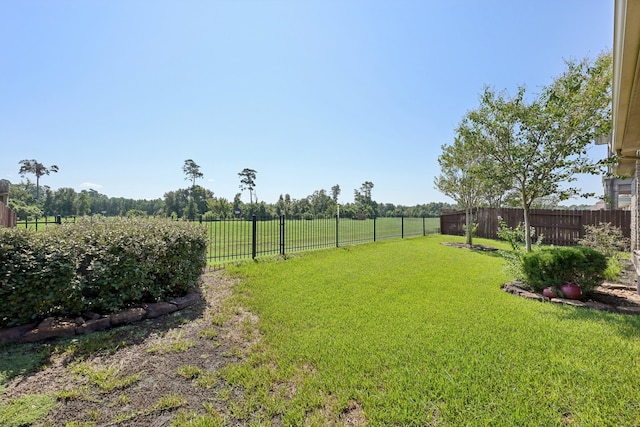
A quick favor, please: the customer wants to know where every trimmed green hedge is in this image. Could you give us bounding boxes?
[0,218,207,327]
[521,246,607,295]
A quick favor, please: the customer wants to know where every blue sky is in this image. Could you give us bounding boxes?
[1,1,613,206]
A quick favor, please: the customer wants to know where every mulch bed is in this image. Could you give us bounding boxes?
[442,241,640,314]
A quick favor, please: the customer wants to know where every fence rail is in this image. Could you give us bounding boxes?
[13,215,77,230]
[440,208,631,246]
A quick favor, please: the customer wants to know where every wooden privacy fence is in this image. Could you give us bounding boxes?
[440,208,631,246]
[0,203,17,228]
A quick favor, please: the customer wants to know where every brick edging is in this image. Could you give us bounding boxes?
[0,293,201,345]
[502,282,640,314]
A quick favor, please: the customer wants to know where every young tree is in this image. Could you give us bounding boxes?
[238,168,257,204]
[18,159,58,199]
[435,135,487,245]
[182,159,203,188]
[464,52,612,251]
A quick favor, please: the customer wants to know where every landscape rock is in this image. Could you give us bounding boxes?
[550,298,587,307]
[616,306,640,315]
[0,322,37,345]
[519,290,545,301]
[110,308,146,326]
[584,301,618,312]
[20,319,77,343]
[76,317,112,335]
[169,293,200,309]
[144,302,179,319]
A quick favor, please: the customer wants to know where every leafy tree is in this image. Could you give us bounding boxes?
[435,135,487,245]
[463,52,612,251]
[207,197,233,219]
[276,194,290,216]
[238,168,257,204]
[75,191,91,216]
[182,159,203,188]
[355,181,374,203]
[125,209,148,218]
[163,189,189,218]
[331,184,341,203]
[233,193,243,217]
[308,189,333,217]
[184,198,198,221]
[190,185,214,216]
[8,193,42,219]
[353,181,376,219]
[18,159,58,199]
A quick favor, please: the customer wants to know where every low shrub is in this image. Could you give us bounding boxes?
[578,222,629,259]
[497,219,543,281]
[603,257,623,282]
[0,218,207,327]
[521,246,607,295]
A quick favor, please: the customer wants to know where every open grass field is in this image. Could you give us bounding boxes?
[223,234,640,425]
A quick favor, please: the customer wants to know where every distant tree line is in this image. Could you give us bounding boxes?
[7,179,455,221]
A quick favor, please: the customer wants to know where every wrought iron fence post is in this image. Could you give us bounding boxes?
[252,215,257,259]
[335,214,339,247]
[422,216,426,236]
[402,215,405,239]
[373,216,377,242]
[280,215,285,256]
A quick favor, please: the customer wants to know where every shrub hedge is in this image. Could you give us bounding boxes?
[0,217,207,327]
[521,246,607,295]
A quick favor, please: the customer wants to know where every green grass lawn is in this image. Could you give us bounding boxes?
[224,234,640,426]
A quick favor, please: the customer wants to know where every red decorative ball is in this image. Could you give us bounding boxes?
[560,282,583,300]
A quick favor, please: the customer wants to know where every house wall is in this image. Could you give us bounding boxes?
[633,160,640,250]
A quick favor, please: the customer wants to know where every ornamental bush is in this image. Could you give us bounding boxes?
[521,246,607,295]
[0,229,83,326]
[0,218,207,327]
[578,222,629,259]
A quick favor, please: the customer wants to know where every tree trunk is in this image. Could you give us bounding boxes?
[465,207,473,246]
[523,205,532,252]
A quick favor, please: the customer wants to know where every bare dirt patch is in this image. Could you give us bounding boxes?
[1,271,258,426]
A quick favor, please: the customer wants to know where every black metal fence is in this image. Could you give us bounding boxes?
[13,215,77,230]
[203,215,439,266]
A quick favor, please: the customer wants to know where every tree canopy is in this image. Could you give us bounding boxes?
[18,159,59,199]
[238,168,258,204]
[182,159,203,188]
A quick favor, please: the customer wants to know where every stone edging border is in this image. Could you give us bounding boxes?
[0,293,201,345]
[502,281,640,315]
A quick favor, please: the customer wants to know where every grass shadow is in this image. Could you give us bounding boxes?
[544,301,640,340]
[0,291,206,393]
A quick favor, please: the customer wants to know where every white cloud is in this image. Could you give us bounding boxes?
[80,182,103,189]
